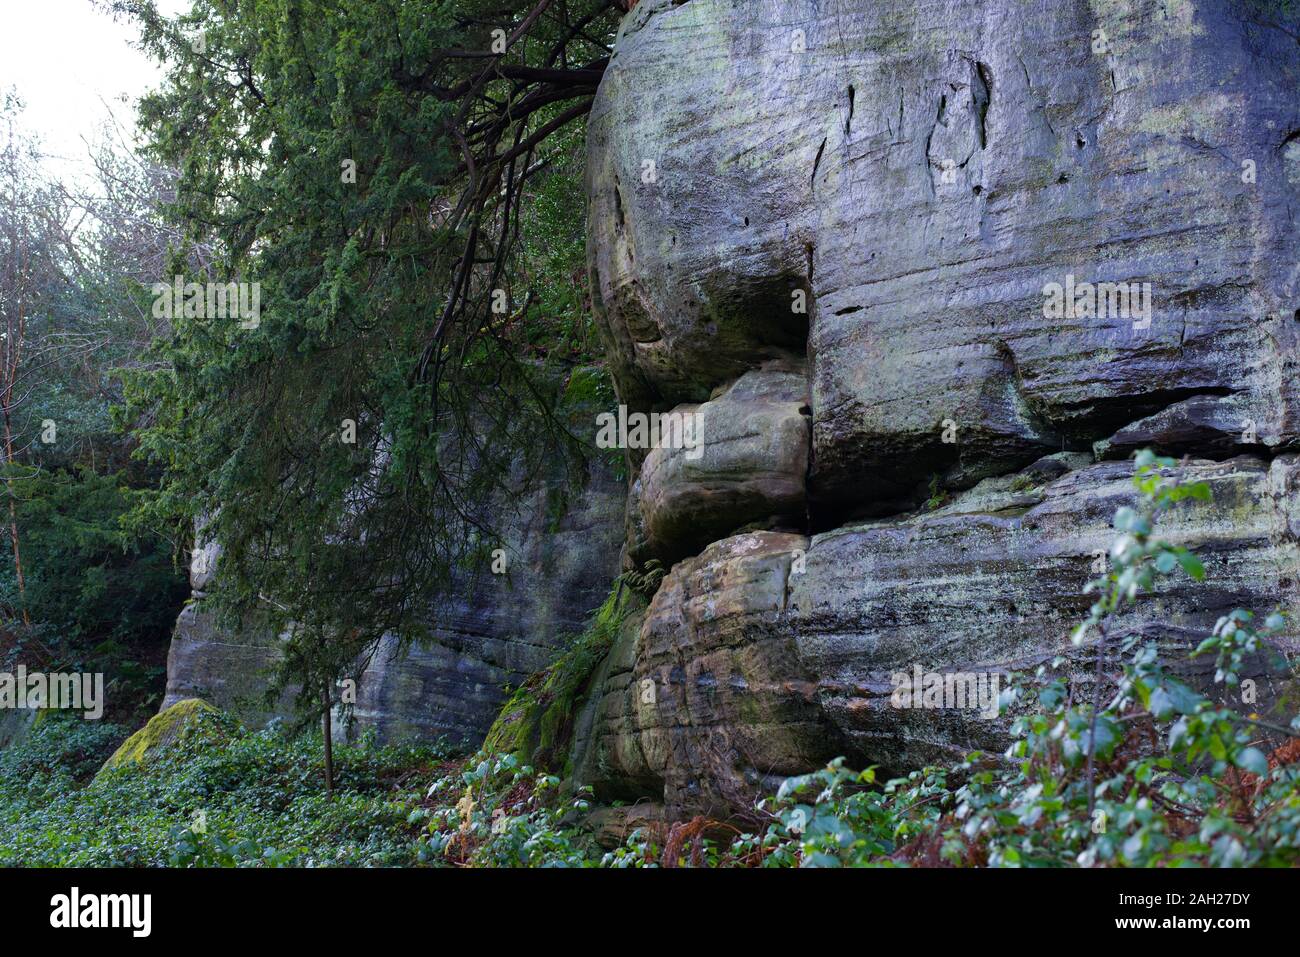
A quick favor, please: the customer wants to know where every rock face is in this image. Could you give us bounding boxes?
[575,0,1300,815]
[161,605,294,731]
[626,360,810,565]
[578,455,1300,815]
[575,530,829,814]
[161,466,625,745]
[588,0,1300,517]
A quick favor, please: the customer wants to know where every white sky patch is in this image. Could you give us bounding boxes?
[0,0,190,186]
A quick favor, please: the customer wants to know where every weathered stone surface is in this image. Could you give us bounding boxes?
[577,456,1300,814]
[0,707,36,751]
[1095,393,1271,460]
[575,531,843,814]
[566,0,1300,815]
[793,455,1300,771]
[161,604,295,730]
[626,360,810,565]
[589,0,1300,517]
[162,466,625,745]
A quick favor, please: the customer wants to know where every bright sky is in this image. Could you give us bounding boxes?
[0,0,189,183]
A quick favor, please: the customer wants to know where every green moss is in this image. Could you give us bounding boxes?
[1009,473,1041,493]
[923,474,950,511]
[98,699,234,774]
[561,366,613,408]
[483,587,637,773]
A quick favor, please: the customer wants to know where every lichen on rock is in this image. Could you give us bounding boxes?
[98,698,234,775]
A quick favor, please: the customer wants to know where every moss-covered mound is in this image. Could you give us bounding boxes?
[98,698,235,774]
[483,587,637,773]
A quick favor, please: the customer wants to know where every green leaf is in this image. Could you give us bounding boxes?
[1164,680,1204,716]
[1168,717,1189,750]
[1149,687,1174,721]
[1175,549,1205,582]
[1235,747,1268,776]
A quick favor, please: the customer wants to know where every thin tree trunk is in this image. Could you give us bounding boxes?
[6,500,25,626]
[0,244,28,629]
[3,411,27,627]
[321,680,335,795]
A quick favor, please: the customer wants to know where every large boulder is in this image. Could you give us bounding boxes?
[571,0,1300,815]
[575,531,834,815]
[99,699,233,774]
[576,455,1300,815]
[626,359,810,565]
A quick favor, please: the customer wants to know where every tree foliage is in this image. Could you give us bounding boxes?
[0,94,188,698]
[112,0,622,720]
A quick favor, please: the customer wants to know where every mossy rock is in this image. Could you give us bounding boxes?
[98,698,235,775]
[484,587,640,773]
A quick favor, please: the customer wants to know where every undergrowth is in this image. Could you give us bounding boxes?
[0,710,447,866]
[4,452,1298,867]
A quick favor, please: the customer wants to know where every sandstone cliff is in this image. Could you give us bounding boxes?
[162,464,624,745]
[572,0,1300,815]
[159,0,1300,818]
